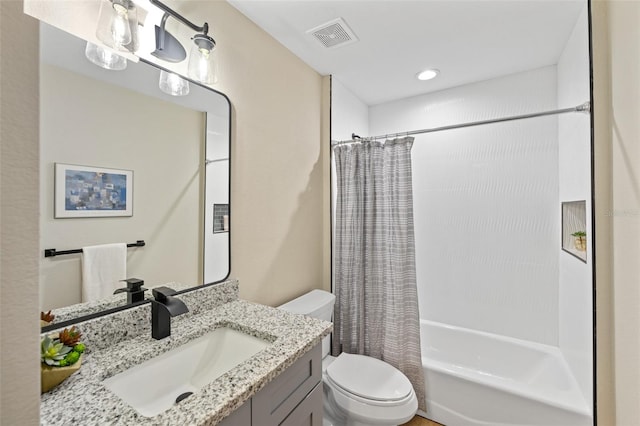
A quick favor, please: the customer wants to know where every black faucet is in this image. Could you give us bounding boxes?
[150,286,189,340]
[113,278,147,304]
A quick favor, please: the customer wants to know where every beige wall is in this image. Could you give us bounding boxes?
[0,1,41,424]
[40,64,205,309]
[608,1,640,420]
[188,1,329,305]
[595,1,640,424]
[592,1,615,424]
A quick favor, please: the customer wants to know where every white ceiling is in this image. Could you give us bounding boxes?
[227,0,587,106]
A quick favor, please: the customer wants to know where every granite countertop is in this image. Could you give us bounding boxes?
[41,300,332,425]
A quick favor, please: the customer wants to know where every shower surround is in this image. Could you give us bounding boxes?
[367,67,592,424]
[371,66,562,346]
[367,10,592,421]
[331,7,592,424]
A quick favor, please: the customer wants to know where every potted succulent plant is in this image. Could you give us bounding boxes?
[40,326,86,393]
[571,231,587,252]
[40,310,55,328]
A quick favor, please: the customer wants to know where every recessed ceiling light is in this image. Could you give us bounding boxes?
[416,69,439,81]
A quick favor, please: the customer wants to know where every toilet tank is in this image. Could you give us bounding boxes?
[278,290,335,322]
[278,290,335,358]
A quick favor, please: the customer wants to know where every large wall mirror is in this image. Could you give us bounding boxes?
[39,23,230,326]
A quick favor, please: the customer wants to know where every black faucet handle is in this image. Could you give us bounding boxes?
[152,286,177,303]
[120,278,145,291]
[114,279,148,303]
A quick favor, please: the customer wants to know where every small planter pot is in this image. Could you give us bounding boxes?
[574,236,586,252]
[41,355,82,393]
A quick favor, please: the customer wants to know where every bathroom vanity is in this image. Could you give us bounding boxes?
[40,280,330,425]
[219,344,322,426]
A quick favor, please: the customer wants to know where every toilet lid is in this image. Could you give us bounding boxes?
[326,353,413,402]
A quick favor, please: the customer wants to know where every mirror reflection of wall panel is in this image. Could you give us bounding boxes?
[204,107,230,285]
[561,200,587,262]
[204,161,229,284]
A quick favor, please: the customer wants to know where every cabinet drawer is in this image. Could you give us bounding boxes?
[280,382,323,426]
[218,399,251,426]
[252,344,322,426]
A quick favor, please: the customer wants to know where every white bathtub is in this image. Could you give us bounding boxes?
[418,320,592,426]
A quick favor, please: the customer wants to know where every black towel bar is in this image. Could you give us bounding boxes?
[44,240,146,258]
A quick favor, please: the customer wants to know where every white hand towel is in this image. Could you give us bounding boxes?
[81,243,127,302]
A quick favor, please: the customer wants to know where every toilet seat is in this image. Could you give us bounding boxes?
[325,353,413,402]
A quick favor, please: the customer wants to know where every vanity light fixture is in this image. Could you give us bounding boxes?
[96,0,139,53]
[159,70,190,96]
[149,0,218,85]
[84,42,128,70]
[416,68,439,81]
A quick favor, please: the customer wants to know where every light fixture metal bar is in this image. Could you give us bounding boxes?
[156,12,170,51]
[149,0,209,34]
[333,102,591,145]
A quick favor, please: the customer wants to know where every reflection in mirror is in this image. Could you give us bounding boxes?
[39,23,230,326]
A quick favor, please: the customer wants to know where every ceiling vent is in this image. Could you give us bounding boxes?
[306,18,359,49]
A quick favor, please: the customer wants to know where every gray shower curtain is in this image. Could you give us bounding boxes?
[332,136,426,411]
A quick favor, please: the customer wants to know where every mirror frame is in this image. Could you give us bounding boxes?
[41,55,232,332]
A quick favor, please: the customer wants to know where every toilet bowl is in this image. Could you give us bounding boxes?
[279,290,418,426]
[322,353,418,426]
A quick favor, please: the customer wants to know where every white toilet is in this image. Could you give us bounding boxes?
[279,290,418,426]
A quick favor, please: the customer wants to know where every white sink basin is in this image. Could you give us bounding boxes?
[103,327,271,417]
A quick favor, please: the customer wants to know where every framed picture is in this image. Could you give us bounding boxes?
[54,163,133,218]
[561,200,587,263]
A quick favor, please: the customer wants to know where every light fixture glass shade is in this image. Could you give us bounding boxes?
[85,42,127,70]
[159,70,190,96]
[96,0,138,52]
[188,34,218,84]
[110,3,132,46]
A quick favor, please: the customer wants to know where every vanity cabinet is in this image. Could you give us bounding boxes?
[220,344,322,426]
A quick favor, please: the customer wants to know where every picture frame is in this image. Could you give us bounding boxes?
[561,200,587,263]
[54,163,133,218]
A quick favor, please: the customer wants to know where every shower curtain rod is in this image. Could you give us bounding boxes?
[332,101,591,145]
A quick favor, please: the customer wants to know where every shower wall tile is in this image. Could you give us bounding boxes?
[370,66,560,346]
[331,78,369,142]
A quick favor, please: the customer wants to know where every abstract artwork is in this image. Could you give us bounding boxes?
[54,163,133,218]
